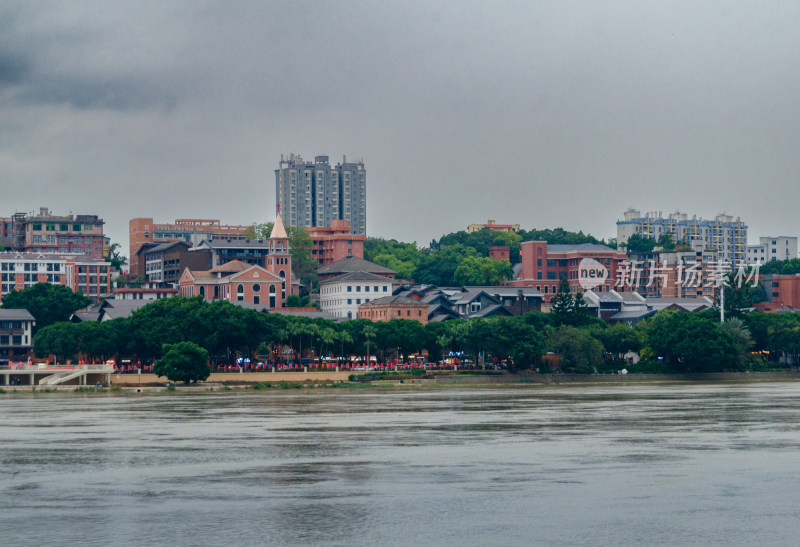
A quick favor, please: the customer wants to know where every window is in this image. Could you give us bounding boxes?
[253,284,261,293]
[347,286,352,292]
[347,299,352,305]
[237,284,244,301]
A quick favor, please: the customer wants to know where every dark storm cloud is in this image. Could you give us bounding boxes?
[1,0,800,250]
[0,2,182,110]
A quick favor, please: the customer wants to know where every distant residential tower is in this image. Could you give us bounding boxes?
[275,154,366,236]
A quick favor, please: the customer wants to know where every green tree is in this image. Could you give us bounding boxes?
[453,256,513,286]
[33,322,82,362]
[642,310,740,372]
[365,238,424,280]
[154,341,211,383]
[594,323,643,360]
[621,233,657,253]
[721,318,755,368]
[549,325,604,374]
[550,278,575,325]
[2,283,91,332]
[413,244,478,286]
[362,325,376,364]
[105,242,127,271]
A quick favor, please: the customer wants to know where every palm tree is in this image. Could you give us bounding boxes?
[722,317,754,369]
[335,331,353,360]
[319,328,335,360]
[363,326,376,367]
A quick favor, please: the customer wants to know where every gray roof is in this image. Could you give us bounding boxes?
[360,294,426,307]
[646,297,713,312]
[99,299,152,320]
[71,311,101,322]
[145,241,189,254]
[429,314,458,322]
[317,256,396,276]
[619,291,647,303]
[470,304,513,318]
[609,309,657,321]
[0,309,35,321]
[464,286,543,298]
[321,271,394,285]
[453,290,501,306]
[545,243,618,253]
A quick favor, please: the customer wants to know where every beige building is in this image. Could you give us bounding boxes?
[467,219,520,234]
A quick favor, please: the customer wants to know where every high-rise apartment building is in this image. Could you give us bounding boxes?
[616,209,747,266]
[0,208,105,259]
[275,154,366,235]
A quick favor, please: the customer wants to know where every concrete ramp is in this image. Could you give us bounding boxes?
[40,369,86,386]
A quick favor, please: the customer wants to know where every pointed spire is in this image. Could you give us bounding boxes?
[270,212,288,239]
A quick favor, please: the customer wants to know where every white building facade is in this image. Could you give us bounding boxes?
[747,236,798,264]
[319,272,393,319]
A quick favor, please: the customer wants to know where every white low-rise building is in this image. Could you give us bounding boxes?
[0,309,35,363]
[320,271,393,319]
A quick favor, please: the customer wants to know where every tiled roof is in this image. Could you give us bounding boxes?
[317,256,396,276]
[145,241,188,254]
[322,271,394,284]
[210,260,251,273]
[545,243,618,253]
[465,286,543,297]
[0,309,35,321]
[470,304,512,317]
[360,295,426,307]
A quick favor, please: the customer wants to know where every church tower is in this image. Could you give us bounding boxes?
[266,212,292,304]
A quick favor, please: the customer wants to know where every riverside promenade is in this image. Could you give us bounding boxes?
[110,371,353,385]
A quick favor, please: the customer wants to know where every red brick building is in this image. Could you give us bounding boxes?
[488,246,510,261]
[306,220,366,267]
[178,260,286,307]
[177,213,298,307]
[358,295,429,324]
[129,217,249,272]
[509,241,628,302]
[758,274,800,310]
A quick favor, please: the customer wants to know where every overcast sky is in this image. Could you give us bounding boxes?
[2,1,799,253]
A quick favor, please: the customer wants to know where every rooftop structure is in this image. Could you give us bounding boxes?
[467,220,520,234]
[0,207,105,259]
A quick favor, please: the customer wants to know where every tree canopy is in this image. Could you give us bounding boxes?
[154,341,211,383]
[1,283,91,332]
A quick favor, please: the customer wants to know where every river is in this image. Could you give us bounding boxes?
[2,383,800,546]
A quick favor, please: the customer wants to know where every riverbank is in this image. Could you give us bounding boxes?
[2,370,800,393]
